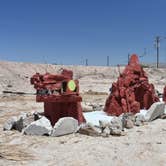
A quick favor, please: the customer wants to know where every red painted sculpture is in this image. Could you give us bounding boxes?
[31,69,85,125]
[163,86,166,102]
[104,54,159,116]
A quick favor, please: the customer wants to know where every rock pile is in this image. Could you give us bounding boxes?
[79,101,166,137]
[3,102,165,137]
[3,112,78,137]
[104,54,159,116]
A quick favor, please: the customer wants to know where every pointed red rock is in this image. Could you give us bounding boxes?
[104,54,159,116]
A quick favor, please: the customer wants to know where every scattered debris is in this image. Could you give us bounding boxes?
[99,120,110,130]
[121,113,135,129]
[3,116,18,131]
[78,123,101,137]
[109,117,124,136]
[14,112,34,132]
[23,117,52,136]
[3,106,166,137]
[99,117,125,136]
[33,111,42,120]
[125,119,134,129]
[2,90,35,95]
[3,112,41,132]
[134,113,146,126]
[102,126,110,137]
[160,114,166,119]
[51,117,78,137]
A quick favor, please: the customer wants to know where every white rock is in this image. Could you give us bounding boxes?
[145,102,165,121]
[24,117,52,136]
[15,115,35,132]
[103,126,110,135]
[51,117,78,137]
[83,111,113,126]
[3,116,18,130]
[81,102,93,112]
[109,117,123,136]
[135,113,146,126]
[121,113,134,129]
[125,119,134,129]
[99,120,110,129]
[78,123,101,137]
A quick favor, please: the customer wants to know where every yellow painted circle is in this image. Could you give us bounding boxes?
[67,80,76,91]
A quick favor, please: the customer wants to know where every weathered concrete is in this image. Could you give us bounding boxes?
[3,116,17,130]
[121,113,134,129]
[14,113,35,132]
[51,117,78,137]
[99,120,110,130]
[109,117,123,136]
[24,117,52,136]
[78,123,101,137]
[125,119,134,129]
[135,113,146,126]
[102,126,110,136]
[145,102,165,121]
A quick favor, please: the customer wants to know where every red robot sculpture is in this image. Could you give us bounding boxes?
[104,54,159,116]
[31,69,85,125]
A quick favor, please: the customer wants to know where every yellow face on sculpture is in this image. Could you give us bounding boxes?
[67,80,76,91]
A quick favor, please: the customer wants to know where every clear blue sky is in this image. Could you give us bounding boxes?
[0,0,166,65]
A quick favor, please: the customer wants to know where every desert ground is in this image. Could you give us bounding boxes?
[0,61,166,166]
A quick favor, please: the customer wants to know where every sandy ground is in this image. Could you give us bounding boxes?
[0,61,166,165]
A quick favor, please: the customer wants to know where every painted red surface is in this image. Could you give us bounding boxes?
[163,86,166,102]
[104,54,159,116]
[31,69,85,125]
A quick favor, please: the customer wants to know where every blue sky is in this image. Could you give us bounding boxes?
[0,0,166,65]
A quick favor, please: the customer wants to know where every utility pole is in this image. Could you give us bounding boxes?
[85,59,88,66]
[128,53,130,64]
[107,56,109,66]
[154,36,166,68]
[155,36,160,68]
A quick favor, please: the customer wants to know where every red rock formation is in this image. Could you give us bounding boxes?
[104,54,159,116]
[31,69,85,125]
[163,86,166,102]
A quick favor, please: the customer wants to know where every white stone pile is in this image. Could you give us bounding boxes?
[3,101,166,137]
[3,112,78,137]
